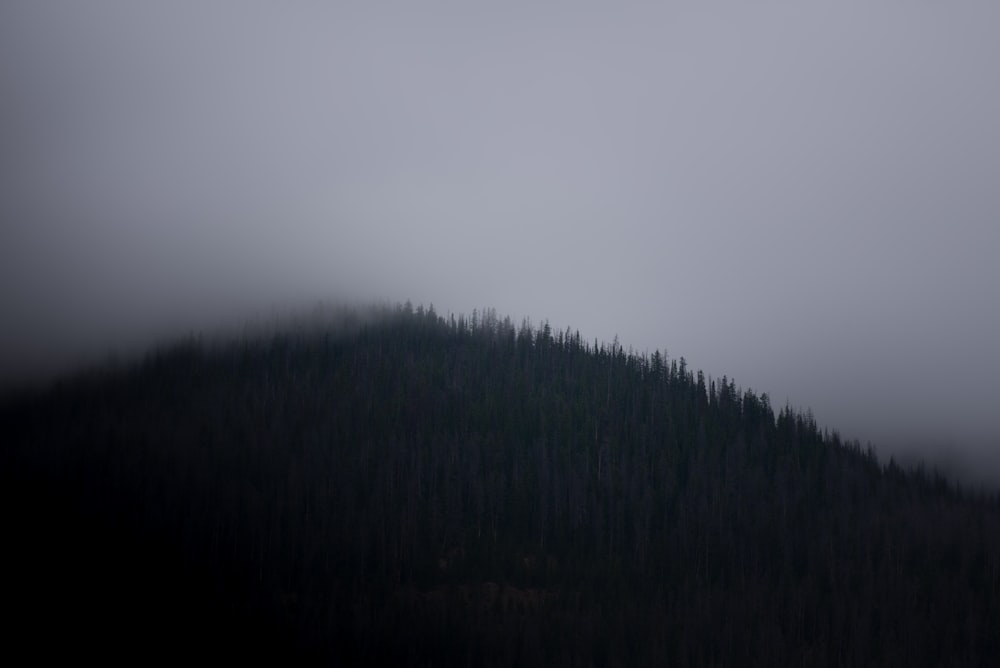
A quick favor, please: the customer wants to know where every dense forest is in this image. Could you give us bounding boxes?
[3,303,999,665]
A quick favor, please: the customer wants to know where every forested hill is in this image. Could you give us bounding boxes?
[3,304,1000,665]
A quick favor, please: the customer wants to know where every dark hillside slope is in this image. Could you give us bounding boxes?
[3,304,999,665]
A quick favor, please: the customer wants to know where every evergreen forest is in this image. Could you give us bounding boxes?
[3,303,999,665]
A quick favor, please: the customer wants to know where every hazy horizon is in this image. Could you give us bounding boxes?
[3,1,999,480]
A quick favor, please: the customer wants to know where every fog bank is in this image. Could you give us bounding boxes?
[2,1,999,474]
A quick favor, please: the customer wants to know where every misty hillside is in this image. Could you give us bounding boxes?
[3,304,999,666]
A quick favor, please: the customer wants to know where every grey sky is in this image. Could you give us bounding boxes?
[2,1,999,475]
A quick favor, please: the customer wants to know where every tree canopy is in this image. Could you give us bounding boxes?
[3,303,998,665]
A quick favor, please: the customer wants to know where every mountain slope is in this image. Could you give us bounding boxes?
[3,304,999,665]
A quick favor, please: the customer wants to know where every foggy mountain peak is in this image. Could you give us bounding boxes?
[2,1,999,469]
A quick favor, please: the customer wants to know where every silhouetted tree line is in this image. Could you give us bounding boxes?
[3,302,999,665]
